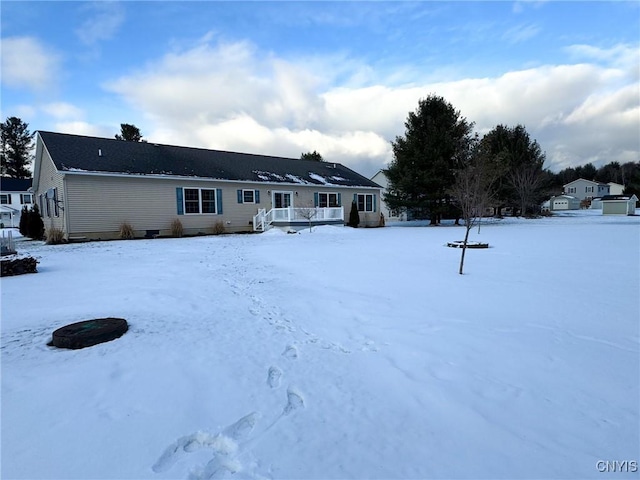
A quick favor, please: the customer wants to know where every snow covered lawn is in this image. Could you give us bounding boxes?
[2,212,638,479]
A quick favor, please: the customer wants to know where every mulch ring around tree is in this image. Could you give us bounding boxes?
[446,241,489,249]
[48,318,128,350]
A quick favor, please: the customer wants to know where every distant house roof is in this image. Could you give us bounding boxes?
[601,195,638,201]
[37,131,380,188]
[0,177,32,192]
[563,178,608,188]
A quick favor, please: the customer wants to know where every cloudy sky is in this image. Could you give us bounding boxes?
[2,1,639,178]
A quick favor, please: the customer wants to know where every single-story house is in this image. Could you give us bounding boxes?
[0,177,33,228]
[32,131,383,240]
[563,178,610,202]
[549,195,581,211]
[601,195,638,216]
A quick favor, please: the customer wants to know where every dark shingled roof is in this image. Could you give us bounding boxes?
[0,177,32,192]
[38,131,381,188]
[601,195,634,201]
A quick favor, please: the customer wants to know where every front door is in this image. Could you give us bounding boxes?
[273,191,293,209]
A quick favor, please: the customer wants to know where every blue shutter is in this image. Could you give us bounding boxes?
[337,193,341,206]
[353,193,357,203]
[176,188,184,215]
[373,194,377,212]
[255,190,260,203]
[237,189,243,203]
[314,192,319,207]
[216,189,223,214]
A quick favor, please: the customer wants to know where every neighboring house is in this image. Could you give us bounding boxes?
[601,195,638,216]
[608,182,625,195]
[563,178,610,202]
[0,177,33,228]
[32,131,382,240]
[370,170,406,221]
[549,195,581,211]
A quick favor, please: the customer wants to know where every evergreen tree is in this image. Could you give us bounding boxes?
[1,117,34,178]
[115,124,143,142]
[300,151,323,161]
[481,124,546,216]
[384,95,474,224]
[26,204,45,240]
[348,200,360,227]
[19,206,29,236]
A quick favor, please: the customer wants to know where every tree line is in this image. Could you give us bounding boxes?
[383,95,640,223]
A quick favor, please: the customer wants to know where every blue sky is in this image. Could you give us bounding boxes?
[2,1,639,177]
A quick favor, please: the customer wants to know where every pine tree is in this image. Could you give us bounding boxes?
[27,204,45,240]
[115,124,143,142]
[1,117,34,178]
[384,95,474,224]
[348,200,360,227]
[19,206,29,236]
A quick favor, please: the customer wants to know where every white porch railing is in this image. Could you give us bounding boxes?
[253,207,344,231]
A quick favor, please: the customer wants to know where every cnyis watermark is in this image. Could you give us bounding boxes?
[596,460,638,473]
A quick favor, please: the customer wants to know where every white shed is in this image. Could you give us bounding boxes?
[601,195,638,215]
[550,195,581,211]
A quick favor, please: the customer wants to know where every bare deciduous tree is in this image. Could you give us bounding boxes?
[451,145,498,275]
[295,202,318,232]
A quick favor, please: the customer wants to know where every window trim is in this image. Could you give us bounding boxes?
[357,193,375,212]
[0,194,10,205]
[182,187,219,215]
[20,193,33,204]
[242,189,255,204]
[318,192,340,208]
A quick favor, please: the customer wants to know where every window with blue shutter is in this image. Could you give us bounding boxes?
[177,187,221,214]
[238,189,257,204]
[356,193,375,212]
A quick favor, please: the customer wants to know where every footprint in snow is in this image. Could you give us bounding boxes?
[151,412,259,474]
[267,366,282,389]
[282,345,298,360]
[283,387,305,416]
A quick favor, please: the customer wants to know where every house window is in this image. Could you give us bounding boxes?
[243,190,255,204]
[357,193,374,212]
[0,194,10,204]
[20,194,32,204]
[183,188,217,214]
[586,186,594,193]
[53,189,59,217]
[318,192,339,208]
[567,187,576,194]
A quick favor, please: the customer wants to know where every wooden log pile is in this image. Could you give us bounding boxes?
[1,257,39,277]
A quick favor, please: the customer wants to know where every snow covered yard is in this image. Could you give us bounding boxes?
[1,212,638,479]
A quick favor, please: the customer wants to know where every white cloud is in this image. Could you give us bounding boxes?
[53,121,111,138]
[75,2,125,45]
[105,37,639,176]
[42,102,85,120]
[1,37,61,92]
